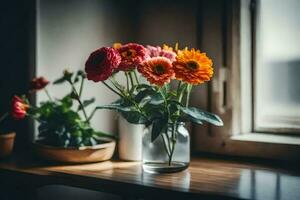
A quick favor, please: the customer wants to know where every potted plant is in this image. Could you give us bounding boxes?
[15,70,116,163]
[84,42,223,173]
[0,112,16,158]
[0,95,28,158]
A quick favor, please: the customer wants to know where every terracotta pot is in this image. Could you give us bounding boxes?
[0,132,16,158]
[33,138,116,163]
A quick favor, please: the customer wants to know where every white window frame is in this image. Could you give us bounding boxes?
[192,0,300,161]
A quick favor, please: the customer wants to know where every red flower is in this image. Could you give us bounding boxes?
[85,47,121,82]
[30,77,49,91]
[117,43,148,71]
[11,96,29,120]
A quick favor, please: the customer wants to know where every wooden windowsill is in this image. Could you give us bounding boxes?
[0,154,300,200]
[231,133,300,145]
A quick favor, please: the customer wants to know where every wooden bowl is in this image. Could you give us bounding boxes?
[33,138,116,163]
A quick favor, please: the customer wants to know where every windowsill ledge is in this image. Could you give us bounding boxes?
[231,133,300,146]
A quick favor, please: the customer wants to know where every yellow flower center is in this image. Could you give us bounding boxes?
[186,60,200,70]
[122,49,137,58]
[153,64,165,75]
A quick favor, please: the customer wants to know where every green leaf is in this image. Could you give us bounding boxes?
[78,98,95,110]
[73,76,80,83]
[134,89,156,103]
[96,104,132,112]
[180,107,223,126]
[53,77,66,84]
[151,119,167,142]
[148,93,164,105]
[160,84,170,98]
[121,111,148,124]
[178,115,203,125]
[60,95,73,108]
[136,84,153,91]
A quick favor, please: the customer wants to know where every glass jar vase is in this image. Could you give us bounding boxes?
[142,123,190,173]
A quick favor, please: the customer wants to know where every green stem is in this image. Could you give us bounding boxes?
[186,84,193,108]
[44,88,53,101]
[102,82,123,97]
[133,70,140,84]
[165,129,172,156]
[176,81,182,97]
[69,81,89,124]
[168,123,177,166]
[161,133,171,157]
[79,77,84,98]
[128,72,135,88]
[87,107,97,122]
[178,83,187,103]
[109,79,127,97]
[125,72,130,92]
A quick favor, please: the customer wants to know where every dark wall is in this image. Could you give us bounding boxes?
[0,0,36,150]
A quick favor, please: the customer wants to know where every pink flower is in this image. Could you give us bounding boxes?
[117,43,148,71]
[85,47,121,82]
[146,45,177,62]
[11,96,29,120]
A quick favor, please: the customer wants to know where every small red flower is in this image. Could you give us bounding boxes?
[11,96,29,120]
[30,77,49,91]
[85,47,121,82]
[117,43,148,71]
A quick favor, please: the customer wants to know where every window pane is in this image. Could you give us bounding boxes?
[255,0,300,131]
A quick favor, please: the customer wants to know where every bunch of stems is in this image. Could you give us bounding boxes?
[100,70,193,166]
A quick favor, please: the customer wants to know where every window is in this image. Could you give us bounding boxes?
[193,0,300,160]
[253,0,300,133]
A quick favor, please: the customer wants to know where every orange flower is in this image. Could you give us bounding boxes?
[173,48,213,85]
[138,57,175,87]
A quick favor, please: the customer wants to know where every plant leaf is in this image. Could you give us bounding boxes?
[136,84,153,91]
[96,104,132,112]
[53,77,66,84]
[60,95,73,108]
[148,93,164,105]
[134,89,156,103]
[121,111,148,124]
[78,98,95,111]
[151,119,167,142]
[180,107,223,126]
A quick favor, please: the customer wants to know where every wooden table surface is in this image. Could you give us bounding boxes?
[0,155,300,200]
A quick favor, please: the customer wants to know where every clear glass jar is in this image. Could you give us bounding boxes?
[142,123,190,173]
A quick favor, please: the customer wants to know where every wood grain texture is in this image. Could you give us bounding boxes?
[0,155,300,200]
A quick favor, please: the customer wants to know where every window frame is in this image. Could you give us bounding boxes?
[192,0,300,161]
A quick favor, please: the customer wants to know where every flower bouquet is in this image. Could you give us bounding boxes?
[14,71,115,163]
[85,43,223,173]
